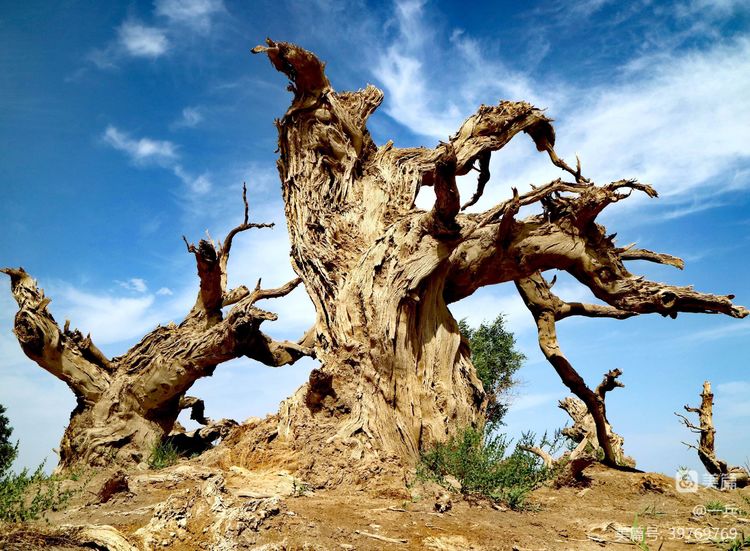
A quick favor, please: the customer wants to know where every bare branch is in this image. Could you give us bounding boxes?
[2,267,111,404]
[219,183,274,262]
[247,277,303,306]
[618,247,685,270]
[519,445,555,468]
[461,150,491,210]
[595,369,625,400]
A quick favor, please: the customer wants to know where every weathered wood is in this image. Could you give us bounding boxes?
[677,381,749,487]
[233,40,748,483]
[2,188,311,469]
[4,40,748,479]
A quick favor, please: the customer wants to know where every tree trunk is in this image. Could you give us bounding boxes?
[677,381,749,488]
[229,40,748,484]
[2,189,310,469]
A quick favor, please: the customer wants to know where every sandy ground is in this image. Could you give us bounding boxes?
[1,463,748,550]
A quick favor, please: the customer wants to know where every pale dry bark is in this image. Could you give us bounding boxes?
[677,381,749,487]
[2,187,310,468]
[231,40,748,482]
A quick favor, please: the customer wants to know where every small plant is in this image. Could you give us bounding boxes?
[291,478,312,497]
[706,500,727,515]
[726,534,750,551]
[640,503,666,518]
[147,439,180,469]
[418,426,550,510]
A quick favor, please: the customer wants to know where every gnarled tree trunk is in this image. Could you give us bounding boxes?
[226,40,748,483]
[3,188,310,469]
[5,40,748,480]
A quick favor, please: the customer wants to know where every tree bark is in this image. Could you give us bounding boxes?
[2,187,310,469]
[231,40,748,484]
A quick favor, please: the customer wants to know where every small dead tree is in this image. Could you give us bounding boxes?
[676,381,749,488]
[2,186,311,469]
[521,373,633,484]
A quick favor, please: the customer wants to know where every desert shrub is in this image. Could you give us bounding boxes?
[0,464,72,522]
[459,316,525,426]
[0,404,72,522]
[418,426,550,509]
[148,439,181,469]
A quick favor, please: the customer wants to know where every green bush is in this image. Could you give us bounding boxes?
[0,404,72,522]
[0,463,72,522]
[459,316,525,426]
[418,426,550,509]
[148,439,181,469]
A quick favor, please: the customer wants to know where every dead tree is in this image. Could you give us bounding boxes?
[2,186,311,469]
[677,381,749,488]
[219,40,749,483]
[520,381,633,484]
[5,40,748,479]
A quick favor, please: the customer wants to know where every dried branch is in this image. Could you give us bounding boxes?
[461,150,491,210]
[1,267,111,404]
[219,183,274,262]
[617,247,685,270]
[595,369,625,400]
[518,445,554,468]
[516,273,628,467]
[427,143,461,235]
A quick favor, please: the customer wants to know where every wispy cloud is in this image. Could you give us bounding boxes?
[372,0,554,141]
[172,106,203,129]
[103,125,212,194]
[85,0,223,71]
[118,21,170,59]
[377,2,750,220]
[155,0,224,33]
[118,278,148,293]
[103,125,177,165]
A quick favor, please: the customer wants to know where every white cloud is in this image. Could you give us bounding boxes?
[117,21,170,58]
[103,126,212,194]
[118,278,148,293]
[103,126,177,166]
[173,165,213,194]
[557,39,750,202]
[156,287,174,296]
[372,1,552,141]
[155,0,224,32]
[372,3,750,220]
[172,106,203,129]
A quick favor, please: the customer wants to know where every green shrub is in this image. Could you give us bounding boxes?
[0,404,72,522]
[0,463,72,522]
[148,439,181,469]
[459,316,525,426]
[418,426,550,509]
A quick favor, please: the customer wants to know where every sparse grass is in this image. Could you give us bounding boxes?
[640,503,666,518]
[147,439,181,470]
[418,426,551,510]
[726,534,750,550]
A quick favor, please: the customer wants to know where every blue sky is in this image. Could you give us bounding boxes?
[1,0,748,476]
